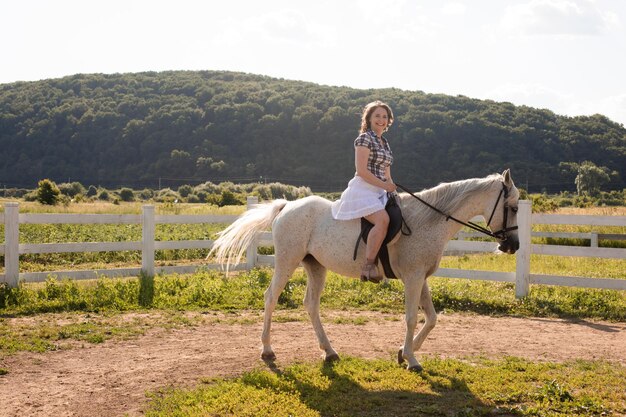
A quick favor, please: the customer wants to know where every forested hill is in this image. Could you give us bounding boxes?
[1,70,625,192]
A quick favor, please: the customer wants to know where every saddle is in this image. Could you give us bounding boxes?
[352,193,412,279]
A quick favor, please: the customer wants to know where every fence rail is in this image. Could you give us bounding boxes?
[2,199,625,297]
[455,229,626,247]
[0,200,252,286]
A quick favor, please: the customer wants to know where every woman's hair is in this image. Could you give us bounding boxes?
[360,100,394,134]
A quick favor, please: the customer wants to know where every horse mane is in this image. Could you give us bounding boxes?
[400,173,504,225]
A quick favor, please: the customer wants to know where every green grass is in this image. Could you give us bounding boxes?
[0,310,202,357]
[440,252,626,280]
[0,319,132,354]
[145,356,626,417]
[1,266,624,321]
[1,267,623,358]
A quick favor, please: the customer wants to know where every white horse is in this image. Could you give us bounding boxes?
[210,170,520,371]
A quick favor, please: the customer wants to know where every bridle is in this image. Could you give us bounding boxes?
[395,182,519,241]
[484,182,519,240]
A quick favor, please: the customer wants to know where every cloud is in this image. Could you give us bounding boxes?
[441,2,467,16]
[578,93,626,126]
[483,82,626,126]
[485,82,573,110]
[498,0,619,38]
[352,0,439,42]
[213,9,335,48]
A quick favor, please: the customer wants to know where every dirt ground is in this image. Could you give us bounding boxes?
[1,310,625,417]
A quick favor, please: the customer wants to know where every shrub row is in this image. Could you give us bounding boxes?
[1,180,312,206]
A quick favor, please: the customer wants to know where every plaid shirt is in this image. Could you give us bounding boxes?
[354,130,393,181]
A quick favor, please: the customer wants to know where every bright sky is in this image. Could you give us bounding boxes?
[2,0,626,126]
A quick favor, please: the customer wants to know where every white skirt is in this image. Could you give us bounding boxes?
[331,176,388,220]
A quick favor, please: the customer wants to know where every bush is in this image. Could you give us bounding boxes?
[87,185,98,197]
[138,188,154,200]
[194,182,220,194]
[73,193,86,203]
[254,182,312,200]
[530,194,559,213]
[97,189,110,201]
[154,188,179,203]
[195,191,208,203]
[23,190,38,202]
[205,193,221,206]
[119,188,135,202]
[36,179,60,205]
[59,194,72,207]
[186,194,200,203]
[219,181,238,193]
[573,195,594,208]
[2,188,30,198]
[596,190,625,206]
[219,190,243,206]
[58,182,86,197]
[177,185,193,198]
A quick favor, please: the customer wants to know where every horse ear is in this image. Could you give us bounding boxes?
[502,169,512,186]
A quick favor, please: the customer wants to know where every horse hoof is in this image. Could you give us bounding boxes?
[408,364,423,373]
[325,353,340,363]
[261,352,276,362]
[397,349,405,364]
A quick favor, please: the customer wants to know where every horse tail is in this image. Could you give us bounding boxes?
[208,199,289,271]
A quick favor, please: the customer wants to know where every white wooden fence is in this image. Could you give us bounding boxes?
[1,199,625,297]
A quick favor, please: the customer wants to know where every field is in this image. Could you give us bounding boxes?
[0,201,625,416]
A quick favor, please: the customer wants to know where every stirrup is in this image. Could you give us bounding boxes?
[360,263,383,283]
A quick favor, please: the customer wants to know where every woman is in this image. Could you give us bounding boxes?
[331,100,396,283]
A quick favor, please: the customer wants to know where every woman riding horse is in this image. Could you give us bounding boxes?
[331,100,397,283]
[209,168,520,371]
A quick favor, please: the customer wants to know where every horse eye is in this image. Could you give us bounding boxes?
[511,207,518,213]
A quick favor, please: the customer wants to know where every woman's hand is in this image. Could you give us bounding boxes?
[384,166,396,193]
[384,180,397,193]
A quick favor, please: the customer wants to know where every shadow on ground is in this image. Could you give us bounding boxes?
[256,357,522,417]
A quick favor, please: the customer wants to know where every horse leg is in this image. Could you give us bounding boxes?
[302,256,339,362]
[261,255,302,361]
[410,283,437,355]
[399,274,426,372]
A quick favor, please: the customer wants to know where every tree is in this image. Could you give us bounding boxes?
[575,161,611,196]
[36,179,60,205]
[1,71,625,192]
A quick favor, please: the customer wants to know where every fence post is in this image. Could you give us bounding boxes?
[4,202,19,287]
[142,205,155,277]
[246,196,259,269]
[515,200,532,298]
[590,232,598,248]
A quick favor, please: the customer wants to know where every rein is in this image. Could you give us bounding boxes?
[395,182,518,241]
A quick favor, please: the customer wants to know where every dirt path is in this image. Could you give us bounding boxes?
[1,311,625,417]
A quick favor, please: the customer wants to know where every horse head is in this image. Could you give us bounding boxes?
[485,169,520,254]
